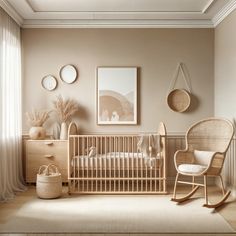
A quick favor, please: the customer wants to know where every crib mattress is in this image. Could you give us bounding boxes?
[71,152,162,169]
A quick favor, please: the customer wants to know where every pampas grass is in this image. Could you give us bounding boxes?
[26,109,50,127]
[53,95,78,123]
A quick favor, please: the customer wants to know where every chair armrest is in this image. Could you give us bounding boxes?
[207,152,225,169]
[174,150,194,169]
[196,151,224,175]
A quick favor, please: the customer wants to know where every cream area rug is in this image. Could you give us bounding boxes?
[0,193,234,234]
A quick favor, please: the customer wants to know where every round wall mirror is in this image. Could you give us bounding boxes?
[60,64,78,84]
[41,75,57,91]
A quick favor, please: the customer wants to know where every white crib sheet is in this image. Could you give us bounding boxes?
[71,152,162,169]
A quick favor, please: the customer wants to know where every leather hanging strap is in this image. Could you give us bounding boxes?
[168,62,192,94]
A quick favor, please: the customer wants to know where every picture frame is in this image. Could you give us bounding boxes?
[96,67,138,125]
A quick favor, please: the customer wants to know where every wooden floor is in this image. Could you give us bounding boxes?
[0,185,236,236]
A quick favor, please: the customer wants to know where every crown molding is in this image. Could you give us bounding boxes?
[22,19,214,28]
[2,0,234,29]
[0,0,23,25]
[212,0,236,27]
[25,0,215,14]
[202,0,215,13]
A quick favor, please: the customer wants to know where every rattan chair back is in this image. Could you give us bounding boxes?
[186,117,234,153]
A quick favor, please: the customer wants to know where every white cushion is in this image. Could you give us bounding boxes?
[178,164,207,174]
[193,150,216,166]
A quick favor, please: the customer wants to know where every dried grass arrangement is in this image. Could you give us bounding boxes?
[26,109,50,127]
[53,95,78,123]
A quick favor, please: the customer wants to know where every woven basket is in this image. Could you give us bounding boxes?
[167,89,191,112]
[36,164,62,199]
[167,63,192,113]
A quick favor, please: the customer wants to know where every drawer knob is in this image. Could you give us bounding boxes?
[44,154,54,158]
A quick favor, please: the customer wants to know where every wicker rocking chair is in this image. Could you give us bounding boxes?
[171,117,234,208]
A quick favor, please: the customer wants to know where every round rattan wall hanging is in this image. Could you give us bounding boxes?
[167,63,192,113]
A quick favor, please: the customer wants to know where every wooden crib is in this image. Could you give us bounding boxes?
[67,122,167,194]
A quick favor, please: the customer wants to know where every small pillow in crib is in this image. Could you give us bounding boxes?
[88,146,97,157]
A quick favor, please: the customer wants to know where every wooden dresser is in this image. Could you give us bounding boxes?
[25,140,68,183]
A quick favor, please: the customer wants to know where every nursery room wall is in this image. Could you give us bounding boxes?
[215,9,236,122]
[215,9,236,189]
[22,28,214,135]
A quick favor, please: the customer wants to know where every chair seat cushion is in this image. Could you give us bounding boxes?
[178,163,207,174]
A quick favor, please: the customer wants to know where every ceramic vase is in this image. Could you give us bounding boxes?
[60,122,68,140]
[29,126,46,140]
[52,122,61,139]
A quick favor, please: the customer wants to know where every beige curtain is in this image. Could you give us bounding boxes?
[0,7,26,202]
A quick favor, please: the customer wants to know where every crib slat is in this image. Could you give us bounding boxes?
[118,137,120,192]
[100,136,103,192]
[150,135,153,192]
[75,137,78,192]
[163,135,167,193]
[146,148,148,192]
[90,137,92,192]
[113,137,115,192]
[109,137,111,192]
[123,136,125,192]
[129,137,131,192]
[141,147,143,192]
[104,136,107,192]
[82,137,84,192]
[72,137,75,192]
[87,136,89,192]
[159,150,161,192]
[132,136,134,192]
[98,137,102,192]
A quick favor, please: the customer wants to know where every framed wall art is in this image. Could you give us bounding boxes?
[97,67,137,125]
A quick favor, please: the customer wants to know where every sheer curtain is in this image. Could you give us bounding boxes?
[0,7,26,201]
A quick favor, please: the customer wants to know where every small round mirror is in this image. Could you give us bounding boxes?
[41,75,57,91]
[60,64,78,84]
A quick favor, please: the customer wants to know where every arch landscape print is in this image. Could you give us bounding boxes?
[97,67,137,125]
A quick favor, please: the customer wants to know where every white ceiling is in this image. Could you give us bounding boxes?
[0,0,236,28]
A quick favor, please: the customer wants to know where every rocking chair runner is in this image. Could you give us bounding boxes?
[171,117,234,208]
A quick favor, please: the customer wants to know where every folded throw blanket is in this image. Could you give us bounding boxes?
[137,134,162,157]
[137,134,162,168]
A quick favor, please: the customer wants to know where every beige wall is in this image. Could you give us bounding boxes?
[215,10,236,189]
[22,28,214,135]
[215,10,236,122]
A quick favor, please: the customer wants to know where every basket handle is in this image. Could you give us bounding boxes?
[168,62,192,94]
[38,164,59,176]
[38,165,48,175]
[46,164,59,175]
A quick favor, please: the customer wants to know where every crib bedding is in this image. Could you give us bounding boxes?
[71,152,162,169]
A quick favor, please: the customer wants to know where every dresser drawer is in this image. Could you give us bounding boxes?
[26,140,68,183]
